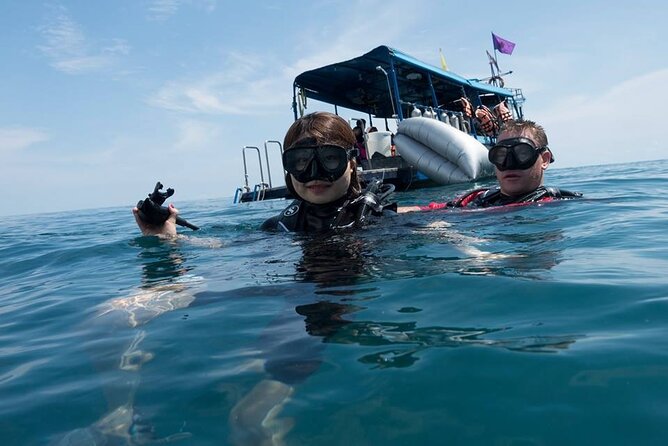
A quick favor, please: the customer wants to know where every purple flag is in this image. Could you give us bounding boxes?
[492,32,515,55]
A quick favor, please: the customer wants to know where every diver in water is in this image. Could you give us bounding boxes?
[261,111,396,232]
[134,112,396,236]
[401,119,582,212]
[126,112,397,446]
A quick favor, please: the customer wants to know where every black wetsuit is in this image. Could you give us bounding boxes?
[261,182,397,233]
[420,186,582,211]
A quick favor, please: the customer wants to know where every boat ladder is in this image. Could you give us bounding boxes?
[233,140,283,203]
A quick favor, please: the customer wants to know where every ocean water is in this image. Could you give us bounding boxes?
[2,159,668,446]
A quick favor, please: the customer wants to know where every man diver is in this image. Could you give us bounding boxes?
[402,119,581,212]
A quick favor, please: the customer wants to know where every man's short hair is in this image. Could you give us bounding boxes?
[500,120,548,148]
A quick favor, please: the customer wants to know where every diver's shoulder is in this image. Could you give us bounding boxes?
[543,186,583,199]
[261,200,303,232]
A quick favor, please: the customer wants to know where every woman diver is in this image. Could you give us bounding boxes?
[126,112,396,445]
[133,111,396,236]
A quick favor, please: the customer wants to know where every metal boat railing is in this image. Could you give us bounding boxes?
[233,140,283,203]
[263,140,282,188]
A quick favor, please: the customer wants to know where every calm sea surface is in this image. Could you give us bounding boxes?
[2,160,668,445]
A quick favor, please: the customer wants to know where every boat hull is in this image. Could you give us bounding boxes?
[235,160,435,203]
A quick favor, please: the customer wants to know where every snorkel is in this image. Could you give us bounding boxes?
[136,182,199,230]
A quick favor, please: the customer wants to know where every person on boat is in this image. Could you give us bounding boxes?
[134,112,396,236]
[355,118,366,133]
[352,125,368,163]
[402,119,581,212]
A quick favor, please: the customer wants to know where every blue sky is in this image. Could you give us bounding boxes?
[1,1,665,216]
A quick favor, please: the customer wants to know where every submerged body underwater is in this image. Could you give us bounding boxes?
[2,160,668,445]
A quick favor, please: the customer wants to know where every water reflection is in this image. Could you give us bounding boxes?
[296,301,580,369]
[246,231,582,380]
[53,238,199,445]
[131,236,193,287]
[293,233,376,285]
[201,231,585,445]
[61,215,578,445]
[359,211,568,281]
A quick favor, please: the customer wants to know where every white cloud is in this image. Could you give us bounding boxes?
[147,51,285,115]
[538,68,668,167]
[0,127,50,154]
[38,5,130,74]
[147,0,419,116]
[147,0,180,20]
[284,1,421,79]
[147,0,217,21]
[174,119,222,151]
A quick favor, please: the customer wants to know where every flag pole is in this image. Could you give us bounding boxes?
[489,52,496,79]
[492,32,498,73]
[490,32,501,86]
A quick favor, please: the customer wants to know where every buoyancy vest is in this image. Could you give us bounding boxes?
[493,100,513,123]
[261,181,397,233]
[457,97,474,119]
[420,186,582,210]
[475,105,499,136]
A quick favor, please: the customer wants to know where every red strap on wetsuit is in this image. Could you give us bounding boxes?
[419,202,448,211]
[418,189,487,211]
[457,190,486,207]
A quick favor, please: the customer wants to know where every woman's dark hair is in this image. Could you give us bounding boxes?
[353,126,364,143]
[283,112,362,200]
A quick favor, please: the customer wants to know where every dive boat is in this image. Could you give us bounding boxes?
[234,44,525,203]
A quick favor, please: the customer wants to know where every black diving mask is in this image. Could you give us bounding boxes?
[488,137,554,171]
[283,145,357,183]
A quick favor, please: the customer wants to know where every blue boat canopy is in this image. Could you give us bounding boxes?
[293,45,515,120]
